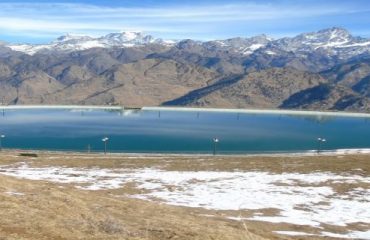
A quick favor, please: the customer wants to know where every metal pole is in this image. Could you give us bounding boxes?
[213,141,216,155]
[213,138,219,155]
[317,138,326,154]
[0,135,5,151]
[102,137,109,155]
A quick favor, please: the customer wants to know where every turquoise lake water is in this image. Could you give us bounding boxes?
[0,108,369,154]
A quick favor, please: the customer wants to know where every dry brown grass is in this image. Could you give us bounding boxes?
[2,151,370,174]
[0,150,369,240]
[0,173,270,240]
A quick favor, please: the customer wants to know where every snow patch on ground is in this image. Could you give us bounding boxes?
[265,50,276,55]
[274,231,316,236]
[0,163,369,238]
[322,230,370,239]
[276,230,370,239]
[4,191,25,196]
[242,43,264,54]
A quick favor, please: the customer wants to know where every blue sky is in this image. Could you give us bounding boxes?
[0,0,369,44]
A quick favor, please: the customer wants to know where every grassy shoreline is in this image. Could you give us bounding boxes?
[2,147,370,158]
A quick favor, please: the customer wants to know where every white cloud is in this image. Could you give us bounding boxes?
[0,2,368,41]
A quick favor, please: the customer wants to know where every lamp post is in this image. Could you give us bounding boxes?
[213,138,219,155]
[317,137,326,154]
[87,144,91,153]
[0,134,5,151]
[102,137,109,154]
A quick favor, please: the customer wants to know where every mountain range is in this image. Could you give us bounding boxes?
[1,27,370,112]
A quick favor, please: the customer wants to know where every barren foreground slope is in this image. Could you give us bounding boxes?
[0,151,369,240]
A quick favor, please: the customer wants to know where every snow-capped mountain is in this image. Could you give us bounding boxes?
[268,27,370,59]
[204,35,272,55]
[2,27,370,112]
[202,27,370,59]
[5,27,370,61]
[8,31,174,55]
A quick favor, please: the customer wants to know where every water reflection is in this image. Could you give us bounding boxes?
[0,109,369,153]
[285,114,336,124]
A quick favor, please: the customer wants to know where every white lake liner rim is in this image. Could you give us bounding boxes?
[1,105,370,118]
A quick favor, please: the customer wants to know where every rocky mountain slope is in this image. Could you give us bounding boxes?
[164,68,326,108]
[1,27,370,112]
